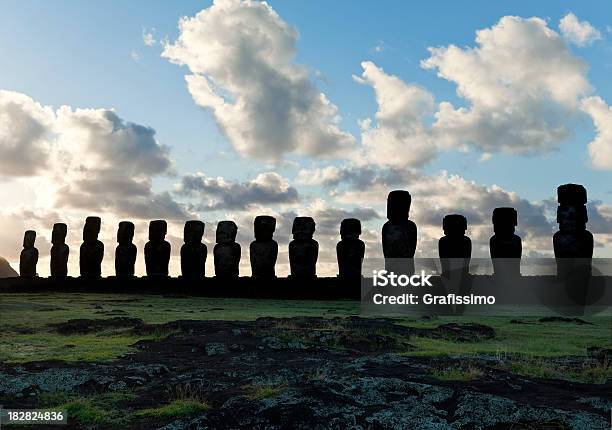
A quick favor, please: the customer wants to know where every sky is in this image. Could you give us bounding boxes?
[0,0,611,276]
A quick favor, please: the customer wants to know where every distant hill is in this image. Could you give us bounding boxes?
[0,257,18,278]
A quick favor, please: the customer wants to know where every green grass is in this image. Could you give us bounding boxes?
[242,383,289,400]
[501,358,611,384]
[135,400,210,418]
[0,293,610,364]
[47,392,138,427]
[431,366,484,381]
[0,293,359,362]
[400,316,612,358]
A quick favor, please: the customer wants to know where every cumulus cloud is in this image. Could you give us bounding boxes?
[559,13,602,47]
[421,16,592,155]
[297,164,419,189]
[142,28,156,47]
[177,171,299,210]
[353,61,436,167]
[0,90,54,176]
[0,90,189,220]
[580,96,612,170]
[162,0,355,161]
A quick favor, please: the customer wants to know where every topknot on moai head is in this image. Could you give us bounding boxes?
[83,216,101,242]
[184,220,205,244]
[387,190,411,222]
[254,216,276,241]
[557,184,587,206]
[492,207,517,234]
[52,223,68,245]
[216,221,238,244]
[117,221,135,244]
[23,230,36,248]
[149,220,168,242]
[340,218,361,240]
[292,217,315,240]
[443,214,467,236]
[556,205,588,231]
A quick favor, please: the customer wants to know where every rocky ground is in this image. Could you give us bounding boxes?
[1,316,610,429]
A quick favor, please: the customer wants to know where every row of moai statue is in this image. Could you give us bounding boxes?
[18,184,594,280]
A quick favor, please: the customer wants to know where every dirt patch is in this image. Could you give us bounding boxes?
[539,316,593,325]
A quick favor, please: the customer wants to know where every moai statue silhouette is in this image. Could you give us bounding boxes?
[337,218,365,280]
[20,230,38,278]
[438,214,471,278]
[80,216,104,278]
[553,184,593,278]
[50,223,69,277]
[382,190,417,275]
[214,221,240,278]
[181,220,207,279]
[145,220,171,277]
[250,216,278,279]
[289,217,318,279]
[490,207,522,277]
[115,221,137,277]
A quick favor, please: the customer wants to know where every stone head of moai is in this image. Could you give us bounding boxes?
[292,217,315,240]
[216,221,238,244]
[23,230,36,248]
[83,216,101,242]
[387,190,411,222]
[443,214,467,237]
[117,221,135,245]
[149,220,168,242]
[557,184,587,207]
[492,207,517,236]
[254,216,276,241]
[340,218,361,241]
[184,220,205,244]
[52,223,68,245]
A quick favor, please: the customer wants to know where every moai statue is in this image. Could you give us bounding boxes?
[115,221,137,277]
[490,207,522,277]
[50,223,69,277]
[382,190,417,274]
[181,220,207,279]
[250,216,278,279]
[289,217,318,279]
[79,216,104,278]
[438,214,471,278]
[214,221,240,278]
[20,230,38,278]
[336,218,365,280]
[553,184,593,278]
[145,220,171,277]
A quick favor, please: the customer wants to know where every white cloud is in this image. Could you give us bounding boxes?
[162,0,355,161]
[177,171,299,210]
[580,96,612,170]
[130,50,140,62]
[354,61,436,167]
[421,16,592,155]
[559,13,602,47]
[0,90,54,176]
[142,28,156,47]
[0,90,188,220]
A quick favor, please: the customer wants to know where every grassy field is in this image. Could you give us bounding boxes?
[1,293,610,364]
[1,293,610,428]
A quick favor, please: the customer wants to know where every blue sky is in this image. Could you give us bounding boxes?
[1,0,611,274]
